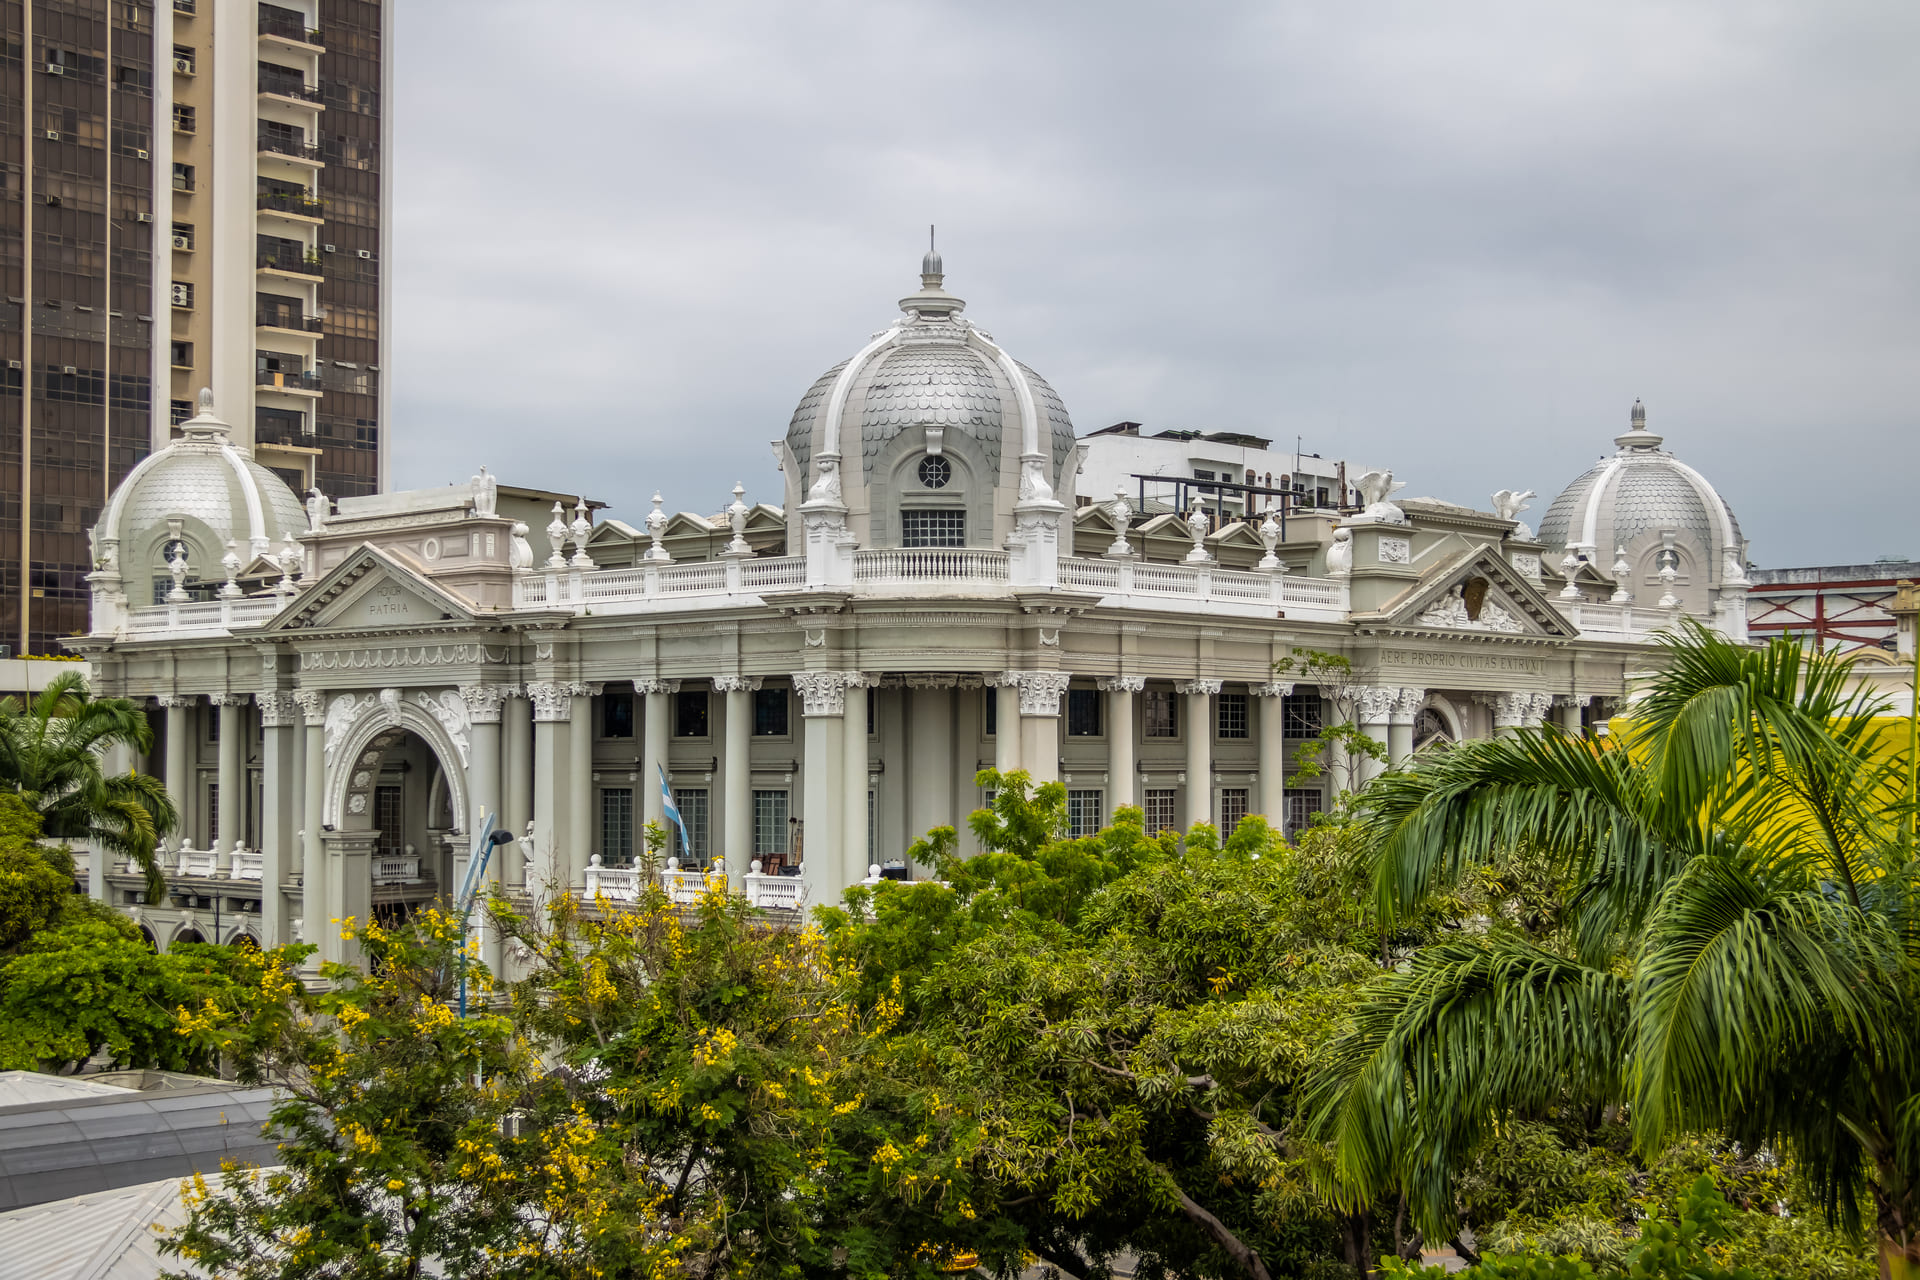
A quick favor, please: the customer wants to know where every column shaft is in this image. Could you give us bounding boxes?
[301,713,324,964]
[1257,693,1287,827]
[164,700,191,851]
[259,711,292,946]
[504,692,532,885]
[568,692,593,882]
[532,716,563,891]
[801,711,843,904]
[724,687,751,866]
[994,684,1019,775]
[843,681,869,879]
[642,685,670,830]
[1105,683,1136,809]
[1184,690,1212,827]
[952,685,982,855]
[216,699,243,853]
[906,685,954,849]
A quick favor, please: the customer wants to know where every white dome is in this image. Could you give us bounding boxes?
[93,396,307,584]
[1537,401,1746,605]
[783,259,1076,499]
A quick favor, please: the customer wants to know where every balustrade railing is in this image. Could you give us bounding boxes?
[853,547,1009,585]
[576,856,806,911]
[230,849,263,880]
[372,854,421,885]
[175,847,220,877]
[125,596,281,634]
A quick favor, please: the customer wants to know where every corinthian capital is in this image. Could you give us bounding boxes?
[791,670,848,717]
[1097,675,1146,693]
[525,680,573,722]
[1015,671,1072,717]
[1350,684,1399,723]
[458,684,508,724]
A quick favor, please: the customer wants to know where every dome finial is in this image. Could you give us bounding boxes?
[180,385,232,440]
[1613,397,1663,451]
[921,223,943,288]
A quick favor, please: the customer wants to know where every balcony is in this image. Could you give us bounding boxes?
[257,368,323,394]
[257,190,322,218]
[257,134,323,165]
[253,417,315,448]
[258,75,325,106]
[256,306,322,334]
[256,252,321,278]
[258,9,323,47]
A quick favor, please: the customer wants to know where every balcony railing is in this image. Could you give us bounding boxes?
[257,134,322,161]
[258,78,324,103]
[257,368,322,391]
[257,191,322,216]
[256,252,322,276]
[256,308,322,332]
[253,418,313,447]
[258,11,322,44]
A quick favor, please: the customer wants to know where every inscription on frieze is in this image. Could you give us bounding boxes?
[1379,648,1546,675]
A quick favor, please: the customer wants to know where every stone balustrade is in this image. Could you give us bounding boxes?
[578,855,809,911]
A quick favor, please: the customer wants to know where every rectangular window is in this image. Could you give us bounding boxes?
[601,692,633,739]
[170,340,193,368]
[1219,787,1248,837]
[1284,787,1324,834]
[867,690,876,737]
[205,782,218,845]
[753,687,788,737]
[172,221,195,251]
[1066,688,1102,737]
[599,788,633,863]
[674,690,708,738]
[753,790,789,859]
[984,687,996,736]
[901,509,965,547]
[172,162,195,191]
[172,44,195,74]
[1144,690,1179,738]
[1067,789,1103,838]
[1143,788,1177,835]
[1217,692,1249,739]
[374,785,403,857]
[171,281,193,309]
[170,398,192,426]
[1283,694,1323,739]
[670,789,709,864]
[172,103,195,133]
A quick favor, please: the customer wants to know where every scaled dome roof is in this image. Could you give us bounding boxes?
[784,255,1076,491]
[94,393,308,569]
[1537,401,1744,576]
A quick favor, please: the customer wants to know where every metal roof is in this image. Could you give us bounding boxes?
[0,1072,135,1110]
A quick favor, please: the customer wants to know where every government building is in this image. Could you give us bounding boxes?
[69,252,1756,968]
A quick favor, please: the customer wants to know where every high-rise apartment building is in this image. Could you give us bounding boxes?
[0,0,388,653]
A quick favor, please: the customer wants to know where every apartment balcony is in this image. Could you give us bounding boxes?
[256,253,322,280]
[253,418,318,449]
[258,81,325,107]
[258,11,323,50]
[256,308,322,335]
[256,368,323,397]
[257,191,323,221]
[257,135,324,168]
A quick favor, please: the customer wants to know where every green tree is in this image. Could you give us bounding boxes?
[1305,623,1917,1276]
[0,670,176,899]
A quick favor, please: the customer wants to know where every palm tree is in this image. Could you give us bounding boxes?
[0,669,177,901]
[1304,622,1920,1278]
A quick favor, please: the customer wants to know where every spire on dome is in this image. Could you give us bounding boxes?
[1613,397,1663,451]
[179,385,233,440]
[921,224,943,288]
[899,227,963,319]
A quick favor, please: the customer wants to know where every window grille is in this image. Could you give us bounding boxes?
[1066,688,1101,737]
[1143,788,1177,835]
[600,788,633,863]
[901,509,964,547]
[670,789,709,864]
[1283,694,1323,739]
[1284,788,1324,834]
[753,790,789,857]
[374,785,403,857]
[1143,690,1178,738]
[1219,787,1248,836]
[1216,692,1249,739]
[1067,789,1103,838]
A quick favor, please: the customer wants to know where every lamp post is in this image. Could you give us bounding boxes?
[453,815,518,1018]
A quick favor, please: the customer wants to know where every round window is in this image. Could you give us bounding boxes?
[918,455,952,489]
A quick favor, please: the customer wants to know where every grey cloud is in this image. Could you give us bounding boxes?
[391,0,1920,564]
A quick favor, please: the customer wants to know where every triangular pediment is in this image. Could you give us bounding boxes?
[259,545,480,634]
[1356,545,1578,639]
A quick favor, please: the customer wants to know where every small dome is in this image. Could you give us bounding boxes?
[1538,402,1745,592]
[784,257,1076,495]
[92,395,307,585]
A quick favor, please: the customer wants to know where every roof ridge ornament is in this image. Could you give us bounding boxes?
[1614,397,1664,451]
[178,384,233,440]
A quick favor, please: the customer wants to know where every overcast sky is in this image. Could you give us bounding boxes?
[388,1,1919,567]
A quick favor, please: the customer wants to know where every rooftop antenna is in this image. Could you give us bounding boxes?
[930,223,935,253]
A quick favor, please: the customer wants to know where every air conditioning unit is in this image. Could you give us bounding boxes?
[356,249,370,259]
[174,57,193,74]
[6,361,20,371]
[60,365,76,375]
[322,244,335,253]
[135,148,149,159]
[43,130,59,141]
[172,234,190,249]
[45,64,63,76]
[135,212,153,223]
[171,284,192,307]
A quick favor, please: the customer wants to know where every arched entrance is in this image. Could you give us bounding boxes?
[336,726,459,928]
[1414,701,1459,753]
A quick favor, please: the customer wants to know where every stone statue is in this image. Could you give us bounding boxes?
[305,486,329,533]
[1491,488,1536,541]
[1351,470,1408,524]
[1325,526,1353,578]
[806,455,843,505]
[470,466,498,518]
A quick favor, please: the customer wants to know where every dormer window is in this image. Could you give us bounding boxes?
[917,455,951,489]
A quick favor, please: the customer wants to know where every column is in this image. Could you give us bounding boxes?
[256,692,297,946]
[990,676,1020,775]
[1098,676,1143,811]
[1176,679,1220,827]
[1253,681,1292,825]
[1387,687,1423,767]
[292,691,327,966]
[91,741,128,900]
[1474,692,1548,740]
[158,695,194,852]
[843,675,873,877]
[525,681,572,895]
[1016,672,1069,787]
[953,678,983,855]
[321,830,376,968]
[716,677,758,867]
[213,694,247,854]
[1348,686,1396,787]
[637,679,677,837]
[568,683,599,884]
[503,687,533,886]
[906,677,956,849]
[459,685,507,972]
[792,672,847,906]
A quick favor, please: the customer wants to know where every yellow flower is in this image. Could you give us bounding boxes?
[387,1178,405,1191]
